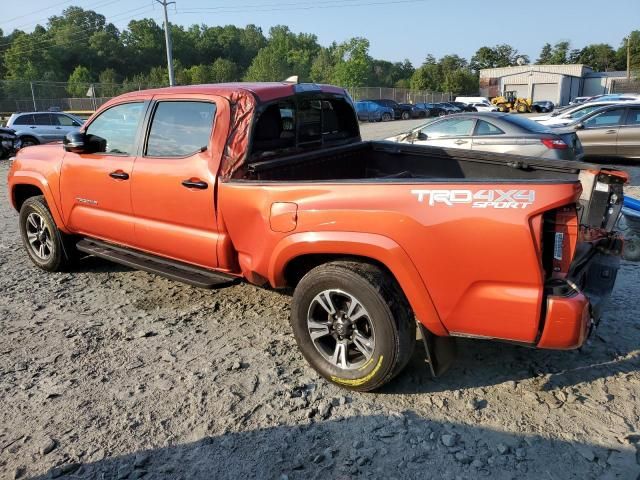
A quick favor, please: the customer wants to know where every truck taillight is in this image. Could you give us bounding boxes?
[542,206,578,279]
[541,138,568,150]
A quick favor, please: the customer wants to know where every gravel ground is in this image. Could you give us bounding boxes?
[1,130,639,480]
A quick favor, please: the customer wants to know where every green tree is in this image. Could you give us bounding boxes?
[537,43,553,64]
[470,44,528,71]
[616,31,640,73]
[210,58,239,83]
[67,65,93,97]
[410,55,441,90]
[97,68,120,96]
[574,43,617,71]
[331,37,372,87]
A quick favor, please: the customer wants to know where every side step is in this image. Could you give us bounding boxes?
[76,238,238,289]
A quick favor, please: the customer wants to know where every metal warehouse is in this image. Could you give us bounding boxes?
[479,64,629,106]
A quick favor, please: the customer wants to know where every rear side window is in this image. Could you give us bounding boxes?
[86,102,144,155]
[32,114,52,125]
[474,120,504,136]
[146,101,216,157]
[13,114,35,125]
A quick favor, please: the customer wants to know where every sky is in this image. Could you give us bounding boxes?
[2,0,639,67]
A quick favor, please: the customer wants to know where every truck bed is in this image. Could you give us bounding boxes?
[242,141,583,182]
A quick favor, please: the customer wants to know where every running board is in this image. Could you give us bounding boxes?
[76,238,238,289]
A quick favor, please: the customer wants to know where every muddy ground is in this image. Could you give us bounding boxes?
[0,130,639,479]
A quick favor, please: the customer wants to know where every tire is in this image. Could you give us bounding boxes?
[381,113,392,122]
[623,237,640,262]
[20,136,39,147]
[290,261,415,392]
[19,196,76,272]
[438,111,446,117]
[401,111,410,120]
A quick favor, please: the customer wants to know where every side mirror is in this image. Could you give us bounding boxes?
[575,122,585,130]
[63,131,104,153]
[417,132,428,141]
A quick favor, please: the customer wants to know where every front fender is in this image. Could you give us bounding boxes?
[9,170,69,233]
[268,231,447,336]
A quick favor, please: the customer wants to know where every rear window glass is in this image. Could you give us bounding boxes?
[502,115,551,133]
[475,120,504,136]
[251,95,359,159]
[626,108,640,125]
[32,114,52,125]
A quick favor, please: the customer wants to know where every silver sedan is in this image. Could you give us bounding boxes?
[386,112,583,160]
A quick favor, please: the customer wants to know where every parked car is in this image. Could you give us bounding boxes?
[413,102,448,117]
[531,100,555,113]
[6,82,625,391]
[455,96,491,106]
[7,111,84,147]
[449,101,477,112]
[0,127,20,159]
[569,96,591,105]
[532,101,628,126]
[385,112,583,160]
[560,103,640,160]
[471,102,498,112]
[364,99,413,120]
[585,93,640,103]
[434,102,462,115]
[355,101,394,122]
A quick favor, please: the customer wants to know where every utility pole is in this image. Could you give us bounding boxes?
[627,35,631,81]
[155,0,176,86]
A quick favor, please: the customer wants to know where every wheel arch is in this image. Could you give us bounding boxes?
[9,175,68,233]
[269,231,447,336]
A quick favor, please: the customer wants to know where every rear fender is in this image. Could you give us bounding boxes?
[9,171,69,233]
[268,231,447,336]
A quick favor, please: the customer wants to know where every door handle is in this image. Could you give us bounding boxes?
[454,139,468,145]
[29,126,36,129]
[605,130,617,134]
[55,127,62,129]
[181,179,208,189]
[109,171,129,180]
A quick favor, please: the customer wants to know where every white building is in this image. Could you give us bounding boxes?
[479,65,630,106]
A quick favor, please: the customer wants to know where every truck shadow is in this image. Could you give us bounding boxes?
[26,412,638,480]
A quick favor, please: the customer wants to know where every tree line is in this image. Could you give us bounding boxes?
[0,6,638,99]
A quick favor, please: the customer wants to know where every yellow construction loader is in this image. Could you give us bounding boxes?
[491,91,532,113]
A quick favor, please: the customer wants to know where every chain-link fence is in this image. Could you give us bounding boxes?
[0,80,166,114]
[611,79,640,94]
[0,80,453,114]
[346,87,452,104]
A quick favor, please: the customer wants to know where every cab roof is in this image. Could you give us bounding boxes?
[118,82,348,103]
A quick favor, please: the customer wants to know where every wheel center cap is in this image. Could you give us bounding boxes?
[334,317,350,336]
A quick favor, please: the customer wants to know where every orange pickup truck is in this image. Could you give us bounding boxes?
[7,82,626,391]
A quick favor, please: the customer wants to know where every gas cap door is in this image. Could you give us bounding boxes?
[270,202,298,232]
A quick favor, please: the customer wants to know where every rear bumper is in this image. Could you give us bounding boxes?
[537,236,622,350]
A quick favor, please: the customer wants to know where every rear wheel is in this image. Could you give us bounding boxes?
[19,196,76,272]
[401,111,410,120]
[438,110,446,117]
[382,112,392,122]
[290,261,415,392]
[623,237,640,262]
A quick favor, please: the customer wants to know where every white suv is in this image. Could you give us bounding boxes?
[7,112,83,147]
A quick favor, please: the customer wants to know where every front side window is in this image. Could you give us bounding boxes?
[582,108,625,128]
[86,102,144,155]
[146,101,216,157]
[54,114,78,127]
[420,118,475,138]
[569,105,602,120]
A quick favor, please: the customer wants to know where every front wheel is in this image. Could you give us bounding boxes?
[381,112,392,122]
[401,111,410,120]
[19,136,39,148]
[290,261,415,392]
[19,196,76,272]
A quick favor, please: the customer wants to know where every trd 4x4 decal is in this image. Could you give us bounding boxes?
[411,189,535,209]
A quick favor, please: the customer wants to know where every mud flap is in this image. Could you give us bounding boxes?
[417,323,457,378]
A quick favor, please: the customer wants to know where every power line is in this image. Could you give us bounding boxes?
[2,0,75,25]
[177,0,431,14]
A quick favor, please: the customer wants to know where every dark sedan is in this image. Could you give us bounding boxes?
[386,112,582,160]
[364,99,413,120]
[532,100,555,113]
[449,101,477,112]
[413,103,449,118]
